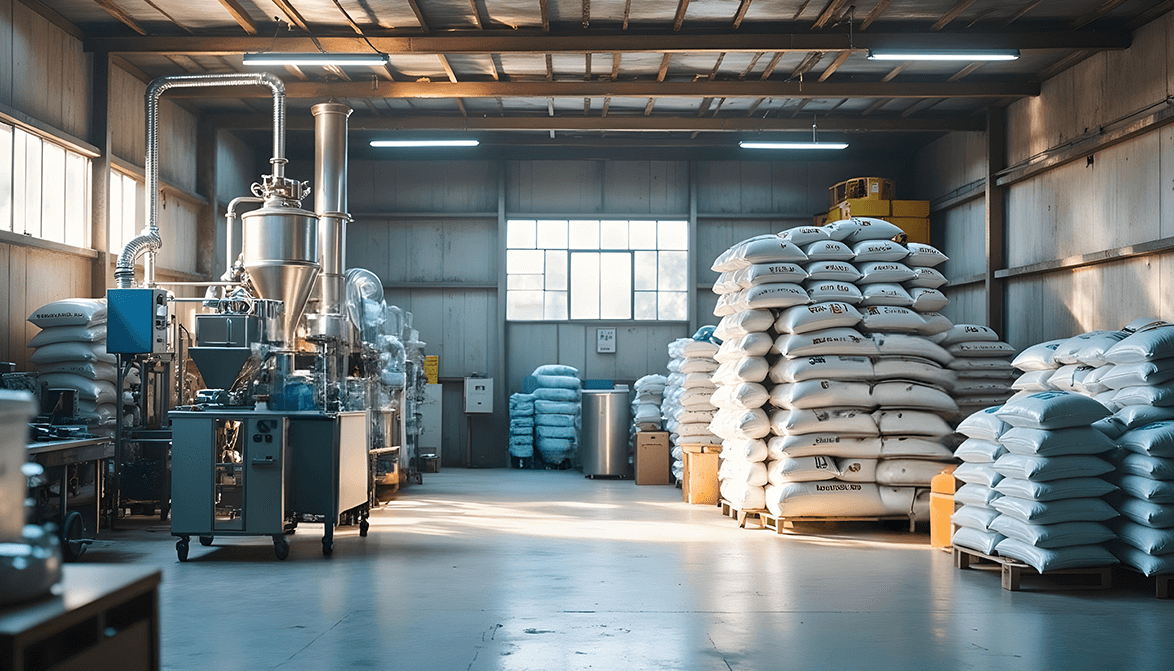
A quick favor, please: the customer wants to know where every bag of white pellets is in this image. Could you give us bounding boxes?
[774,328,878,358]
[957,407,1010,441]
[872,409,952,438]
[741,283,811,310]
[765,481,889,518]
[857,262,916,284]
[1105,326,1174,364]
[835,457,878,482]
[743,262,808,286]
[872,334,953,366]
[841,218,907,244]
[711,382,770,410]
[711,357,770,385]
[720,481,767,511]
[775,302,863,334]
[851,239,908,262]
[955,438,1006,464]
[915,312,954,336]
[858,306,925,333]
[805,280,864,305]
[1011,339,1066,372]
[879,437,955,460]
[991,453,1114,481]
[991,516,1115,549]
[952,527,1005,555]
[740,238,809,265]
[1101,360,1174,390]
[999,426,1115,456]
[715,332,774,362]
[770,355,874,384]
[804,261,862,283]
[908,288,949,312]
[714,309,775,339]
[28,298,107,328]
[770,380,873,410]
[995,538,1118,572]
[903,243,948,267]
[779,226,830,245]
[767,455,840,484]
[721,438,769,462]
[905,267,948,289]
[801,240,855,262]
[770,407,879,436]
[876,459,950,487]
[871,381,958,414]
[1117,421,1174,458]
[709,408,771,440]
[768,434,883,459]
[859,283,915,307]
[995,391,1111,429]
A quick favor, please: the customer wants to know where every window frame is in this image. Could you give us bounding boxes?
[505,217,690,323]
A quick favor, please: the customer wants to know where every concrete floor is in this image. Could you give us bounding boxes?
[82,469,1174,670]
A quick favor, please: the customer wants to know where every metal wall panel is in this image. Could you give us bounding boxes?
[347,218,497,284]
[350,159,497,213]
[938,199,985,279]
[0,1,89,138]
[941,284,985,328]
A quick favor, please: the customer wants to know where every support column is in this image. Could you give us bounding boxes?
[494,160,508,468]
[687,160,699,334]
[90,52,112,296]
[195,116,218,279]
[984,106,1006,335]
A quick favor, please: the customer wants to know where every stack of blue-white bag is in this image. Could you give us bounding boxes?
[532,364,582,466]
[509,393,536,465]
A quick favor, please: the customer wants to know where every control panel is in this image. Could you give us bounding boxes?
[464,377,493,414]
[107,288,170,354]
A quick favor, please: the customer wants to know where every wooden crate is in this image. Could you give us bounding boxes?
[953,547,1113,592]
[1117,566,1173,598]
[829,176,894,207]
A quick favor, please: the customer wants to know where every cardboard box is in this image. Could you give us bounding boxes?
[888,216,930,245]
[829,177,893,207]
[891,199,930,218]
[835,198,891,219]
[635,432,671,485]
[682,451,720,505]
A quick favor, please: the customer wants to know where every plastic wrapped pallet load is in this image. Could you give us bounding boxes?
[27,298,118,426]
[661,335,720,483]
[530,364,582,467]
[509,393,536,464]
[952,391,1120,572]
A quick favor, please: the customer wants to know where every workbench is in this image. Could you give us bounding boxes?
[0,565,161,671]
[27,437,115,557]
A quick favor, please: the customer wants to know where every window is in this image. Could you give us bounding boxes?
[506,219,689,321]
[108,170,144,255]
[0,122,91,248]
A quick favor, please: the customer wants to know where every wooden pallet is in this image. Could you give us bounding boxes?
[718,499,767,529]
[1117,566,1173,598]
[953,547,1113,592]
[760,513,917,535]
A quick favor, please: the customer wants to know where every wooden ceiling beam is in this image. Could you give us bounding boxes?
[1071,0,1129,30]
[93,0,147,36]
[89,32,1133,56]
[215,0,258,35]
[818,50,850,82]
[673,0,691,31]
[732,0,753,30]
[931,0,978,31]
[812,0,849,30]
[164,80,1041,99]
[269,0,310,32]
[405,0,430,32]
[438,54,459,83]
[467,0,484,29]
[860,0,892,30]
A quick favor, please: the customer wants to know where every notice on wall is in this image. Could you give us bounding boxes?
[424,355,439,384]
[597,328,616,353]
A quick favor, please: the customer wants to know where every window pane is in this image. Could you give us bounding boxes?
[41,143,66,243]
[508,274,544,290]
[535,219,568,249]
[659,291,688,321]
[16,130,41,237]
[64,153,89,248]
[599,220,627,249]
[108,173,123,252]
[570,252,600,320]
[507,219,536,248]
[658,251,688,291]
[507,290,544,320]
[0,123,11,232]
[567,219,599,249]
[634,250,657,290]
[658,220,688,250]
[600,252,631,319]
[628,220,657,249]
[545,250,567,290]
[507,249,544,274]
[544,291,568,320]
[123,175,139,253]
[634,292,657,320]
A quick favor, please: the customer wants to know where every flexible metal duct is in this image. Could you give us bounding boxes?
[115,73,287,288]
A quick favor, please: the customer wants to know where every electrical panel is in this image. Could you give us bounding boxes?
[107,288,170,354]
[464,378,493,414]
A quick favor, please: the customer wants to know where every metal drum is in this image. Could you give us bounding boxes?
[580,389,632,478]
[241,204,320,346]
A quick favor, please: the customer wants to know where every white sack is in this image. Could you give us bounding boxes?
[775,302,863,334]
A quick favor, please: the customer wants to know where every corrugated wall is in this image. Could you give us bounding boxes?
[915,11,1174,349]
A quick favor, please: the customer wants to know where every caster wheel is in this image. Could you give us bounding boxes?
[322,540,334,556]
[176,538,189,562]
[62,511,87,561]
[273,537,290,560]
[199,536,213,547]
[359,519,369,537]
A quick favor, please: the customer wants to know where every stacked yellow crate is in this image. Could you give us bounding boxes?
[822,177,931,244]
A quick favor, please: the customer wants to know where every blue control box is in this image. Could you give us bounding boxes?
[107,288,170,354]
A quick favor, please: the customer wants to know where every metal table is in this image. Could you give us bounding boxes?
[27,437,115,559]
[0,565,161,671]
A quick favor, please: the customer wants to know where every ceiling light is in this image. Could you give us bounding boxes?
[740,141,848,150]
[370,139,480,148]
[243,52,390,66]
[867,48,1019,61]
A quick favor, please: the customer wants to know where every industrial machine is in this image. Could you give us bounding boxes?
[107,73,425,560]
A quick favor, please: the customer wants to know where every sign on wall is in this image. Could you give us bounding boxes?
[597,328,616,353]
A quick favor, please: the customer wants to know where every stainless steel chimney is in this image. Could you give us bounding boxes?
[306,102,353,339]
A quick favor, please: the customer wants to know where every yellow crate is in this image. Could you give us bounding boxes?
[891,200,931,218]
[834,198,891,219]
[829,177,893,207]
[889,216,930,245]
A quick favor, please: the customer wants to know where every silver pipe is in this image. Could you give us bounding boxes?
[225,196,265,274]
[311,102,352,315]
[116,73,286,289]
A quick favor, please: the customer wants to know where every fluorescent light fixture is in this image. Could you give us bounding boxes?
[243,52,390,66]
[867,48,1019,61]
[370,139,480,148]
[740,141,848,150]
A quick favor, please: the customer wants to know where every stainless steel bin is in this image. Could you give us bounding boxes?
[580,389,632,478]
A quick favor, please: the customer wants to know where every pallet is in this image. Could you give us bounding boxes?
[760,513,917,535]
[953,547,1113,592]
[1117,566,1173,599]
[718,499,767,529]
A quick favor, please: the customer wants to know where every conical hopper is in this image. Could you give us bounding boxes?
[241,205,320,347]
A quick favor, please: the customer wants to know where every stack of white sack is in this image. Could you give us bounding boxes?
[632,375,667,432]
[662,337,720,483]
[1010,318,1174,438]
[530,364,582,466]
[955,392,1119,572]
[509,393,536,461]
[934,324,1017,419]
[711,219,949,521]
[28,298,119,426]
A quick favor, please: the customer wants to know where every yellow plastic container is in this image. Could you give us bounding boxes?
[930,466,958,550]
[891,200,930,217]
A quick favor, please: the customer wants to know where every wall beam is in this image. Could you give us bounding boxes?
[90,52,112,296]
[984,106,1006,334]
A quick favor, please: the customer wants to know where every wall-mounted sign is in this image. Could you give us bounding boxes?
[597,328,616,353]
